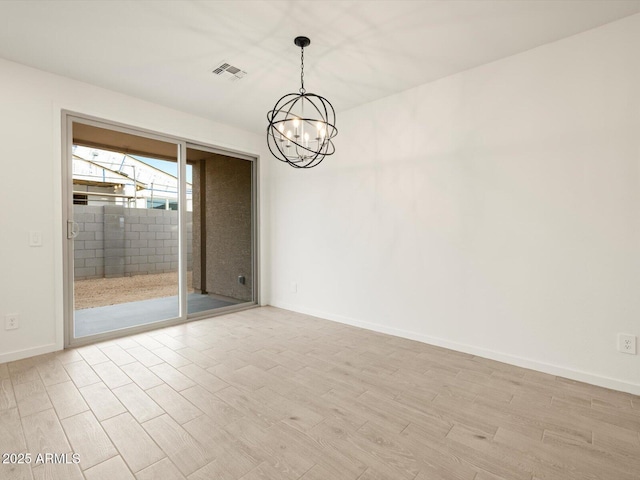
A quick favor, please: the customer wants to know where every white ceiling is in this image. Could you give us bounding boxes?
[1,1,639,134]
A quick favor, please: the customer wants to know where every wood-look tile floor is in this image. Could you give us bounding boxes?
[1,307,639,480]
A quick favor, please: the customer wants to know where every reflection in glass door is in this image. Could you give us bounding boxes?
[69,121,182,339]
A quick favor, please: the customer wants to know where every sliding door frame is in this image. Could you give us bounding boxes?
[62,111,259,348]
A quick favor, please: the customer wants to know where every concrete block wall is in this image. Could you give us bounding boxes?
[73,206,105,279]
[73,205,192,280]
[104,205,126,277]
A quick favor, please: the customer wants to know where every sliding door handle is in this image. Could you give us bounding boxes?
[67,220,79,239]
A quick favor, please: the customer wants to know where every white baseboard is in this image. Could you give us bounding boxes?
[271,302,640,396]
[0,344,60,364]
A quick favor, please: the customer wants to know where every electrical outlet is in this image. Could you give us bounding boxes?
[290,282,298,293]
[617,334,637,355]
[5,314,19,330]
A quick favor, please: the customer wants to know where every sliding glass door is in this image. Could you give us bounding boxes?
[63,114,257,346]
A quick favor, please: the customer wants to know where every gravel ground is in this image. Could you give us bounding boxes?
[74,272,193,310]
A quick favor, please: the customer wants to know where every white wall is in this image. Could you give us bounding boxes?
[269,14,640,394]
[0,57,270,363]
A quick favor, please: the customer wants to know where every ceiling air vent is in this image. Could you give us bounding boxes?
[212,61,247,81]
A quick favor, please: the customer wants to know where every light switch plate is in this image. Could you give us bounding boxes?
[29,231,43,247]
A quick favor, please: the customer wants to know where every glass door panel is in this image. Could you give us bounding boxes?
[71,122,181,338]
[186,146,254,315]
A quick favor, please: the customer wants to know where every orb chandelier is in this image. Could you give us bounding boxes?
[267,36,337,169]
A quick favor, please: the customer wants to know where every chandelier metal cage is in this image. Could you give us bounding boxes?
[267,36,337,169]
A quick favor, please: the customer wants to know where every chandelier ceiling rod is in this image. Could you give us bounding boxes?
[297,36,308,93]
